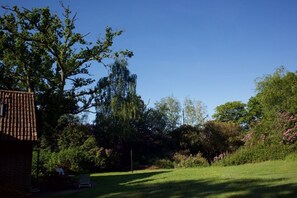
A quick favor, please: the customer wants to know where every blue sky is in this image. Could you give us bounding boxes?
[1,0,297,119]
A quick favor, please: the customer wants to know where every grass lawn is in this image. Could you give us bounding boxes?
[50,160,297,198]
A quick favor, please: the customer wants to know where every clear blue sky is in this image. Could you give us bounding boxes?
[1,0,297,119]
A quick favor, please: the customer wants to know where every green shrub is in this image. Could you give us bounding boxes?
[57,147,85,172]
[32,147,85,175]
[32,149,58,176]
[43,151,60,172]
[173,152,208,168]
[32,140,121,177]
[153,152,208,169]
[154,159,174,169]
[216,144,295,166]
[81,136,120,171]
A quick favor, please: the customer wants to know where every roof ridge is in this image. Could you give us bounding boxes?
[0,90,34,95]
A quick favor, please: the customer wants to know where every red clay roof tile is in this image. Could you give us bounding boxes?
[0,90,37,141]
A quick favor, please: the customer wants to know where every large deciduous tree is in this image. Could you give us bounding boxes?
[249,67,297,145]
[245,96,263,128]
[183,97,208,127]
[155,96,181,132]
[200,121,242,164]
[171,124,201,154]
[213,101,247,127]
[256,67,297,115]
[0,5,132,148]
[95,58,143,144]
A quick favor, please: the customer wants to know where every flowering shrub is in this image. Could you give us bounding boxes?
[213,152,229,162]
[241,132,254,146]
[281,112,297,144]
[242,132,253,143]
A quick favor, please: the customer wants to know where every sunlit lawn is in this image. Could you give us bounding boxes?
[50,160,297,198]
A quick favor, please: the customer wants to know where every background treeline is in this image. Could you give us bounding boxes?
[0,5,296,176]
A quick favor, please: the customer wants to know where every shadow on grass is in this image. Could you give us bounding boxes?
[56,171,297,198]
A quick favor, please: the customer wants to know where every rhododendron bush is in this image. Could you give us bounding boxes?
[280,112,297,144]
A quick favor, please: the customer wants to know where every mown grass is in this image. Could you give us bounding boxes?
[50,160,297,198]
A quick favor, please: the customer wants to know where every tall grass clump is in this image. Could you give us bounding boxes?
[286,152,297,161]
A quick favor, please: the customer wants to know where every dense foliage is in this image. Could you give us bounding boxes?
[213,101,247,126]
[1,5,297,176]
[0,5,132,149]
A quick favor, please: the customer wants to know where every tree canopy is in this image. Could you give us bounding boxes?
[213,101,247,126]
[0,5,132,148]
[256,67,297,115]
[183,98,208,127]
[1,4,297,174]
[95,58,143,143]
[155,96,181,131]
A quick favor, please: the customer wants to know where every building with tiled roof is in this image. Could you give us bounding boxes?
[0,90,38,195]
